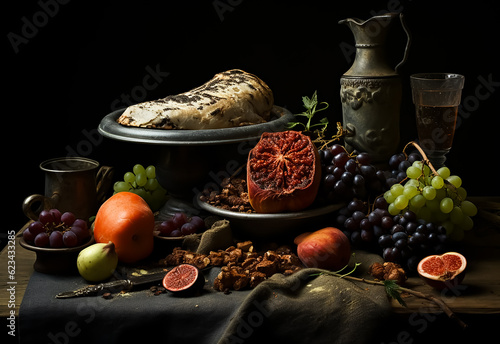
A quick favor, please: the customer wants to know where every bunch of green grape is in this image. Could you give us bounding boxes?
[113,164,168,211]
[383,161,477,241]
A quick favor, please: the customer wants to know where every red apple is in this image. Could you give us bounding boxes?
[295,227,351,271]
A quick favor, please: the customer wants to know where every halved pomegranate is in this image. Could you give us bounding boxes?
[417,252,467,290]
[247,131,321,213]
[162,264,205,296]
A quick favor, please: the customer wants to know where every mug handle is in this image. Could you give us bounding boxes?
[96,166,115,204]
[22,194,56,221]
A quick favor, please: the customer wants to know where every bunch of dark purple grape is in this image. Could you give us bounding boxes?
[337,198,448,271]
[317,144,389,204]
[22,209,91,248]
[157,212,205,237]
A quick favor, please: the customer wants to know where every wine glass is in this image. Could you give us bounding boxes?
[410,73,465,168]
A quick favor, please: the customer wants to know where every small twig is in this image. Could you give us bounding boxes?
[319,271,468,329]
[397,286,468,329]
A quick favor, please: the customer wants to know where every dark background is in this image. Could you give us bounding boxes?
[5,0,499,240]
[3,1,500,343]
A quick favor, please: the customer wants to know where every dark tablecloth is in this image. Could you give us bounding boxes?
[19,250,391,344]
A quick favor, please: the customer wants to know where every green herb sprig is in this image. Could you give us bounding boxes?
[287,91,348,149]
[286,90,329,135]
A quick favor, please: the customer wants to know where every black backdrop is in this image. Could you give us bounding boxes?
[5,0,500,243]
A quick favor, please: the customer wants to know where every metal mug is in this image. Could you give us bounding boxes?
[22,157,113,221]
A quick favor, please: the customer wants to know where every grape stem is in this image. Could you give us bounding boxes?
[403,141,439,176]
[315,121,348,150]
[403,141,458,194]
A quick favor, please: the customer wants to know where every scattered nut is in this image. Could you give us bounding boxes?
[256,259,278,276]
[368,262,385,280]
[237,241,253,252]
[368,262,407,285]
[212,244,302,291]
[161,241,303,292]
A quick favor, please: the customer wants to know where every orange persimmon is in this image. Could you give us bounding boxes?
[93,192,155,263]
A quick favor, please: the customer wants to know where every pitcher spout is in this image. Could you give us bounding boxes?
[339,13,397,47]
[339,12,410,77]
[338,12,399,26]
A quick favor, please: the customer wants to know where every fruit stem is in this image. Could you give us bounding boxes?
[103,241,116,255]
[403,141,439,176]
[403,141,459,193]
[315,122,348,150]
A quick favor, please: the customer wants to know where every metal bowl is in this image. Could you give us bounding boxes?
[98,106,294,214]
[196,198,345,239]
[98,106,293,145]
[19,236,95,274]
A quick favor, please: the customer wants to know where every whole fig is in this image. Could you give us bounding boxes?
[77,242,118,282]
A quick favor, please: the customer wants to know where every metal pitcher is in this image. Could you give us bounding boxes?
[339,12,411,162]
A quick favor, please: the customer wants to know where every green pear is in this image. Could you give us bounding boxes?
[77,241,118,282]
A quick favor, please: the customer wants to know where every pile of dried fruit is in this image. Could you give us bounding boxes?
[159,241,302,292]
[199,176,253,213]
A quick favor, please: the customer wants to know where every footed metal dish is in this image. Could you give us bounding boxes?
[196,198,344,239]
[98,106,293,145]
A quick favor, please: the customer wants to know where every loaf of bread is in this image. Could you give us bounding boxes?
[117,69,274,129]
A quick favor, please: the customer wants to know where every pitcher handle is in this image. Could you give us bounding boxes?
[395,12,411,73]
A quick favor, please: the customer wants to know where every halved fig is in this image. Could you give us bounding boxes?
[162,264,205,296]
[247,131,321,213]
[417,252,466,290]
